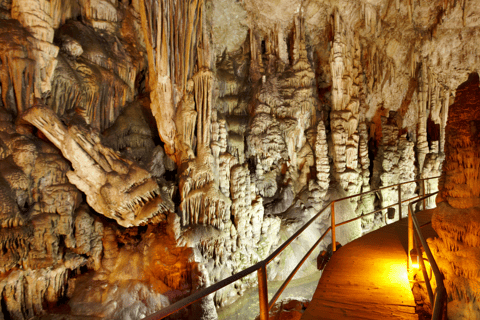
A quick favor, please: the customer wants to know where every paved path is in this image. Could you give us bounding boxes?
[302,211,436,320]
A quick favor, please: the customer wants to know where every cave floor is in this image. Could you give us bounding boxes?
[301,210,437,320]
[217,270,321,320]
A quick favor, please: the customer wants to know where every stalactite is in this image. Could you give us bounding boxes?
[175,80,198,165]
[440,89,451,154]
[139,0,204,159]
[0,263,83,319]
[417,61,429,175]
[10,0,62,98]
[194,69,214,151]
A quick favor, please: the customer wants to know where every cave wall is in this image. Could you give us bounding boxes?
[0,0,478,319]
[430,73,480,319]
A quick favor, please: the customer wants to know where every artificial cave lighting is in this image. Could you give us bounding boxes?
[0,0,479,319]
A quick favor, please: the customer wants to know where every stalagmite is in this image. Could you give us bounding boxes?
[372,112,401,224]
[422,141,443,208]
[397,134,417,218]
[315,120,330,194]
[358,122,375,230]
[329,9,361,197]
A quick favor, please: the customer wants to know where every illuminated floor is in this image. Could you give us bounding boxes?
[301,211,436,320]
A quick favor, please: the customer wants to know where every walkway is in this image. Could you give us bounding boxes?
[301,211,436,320]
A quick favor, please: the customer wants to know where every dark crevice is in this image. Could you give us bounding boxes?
[1,295,11,320]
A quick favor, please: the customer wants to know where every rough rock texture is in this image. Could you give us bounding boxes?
[0,105,96,318]
[23,105,174,228]
[3,0,480,318]
[430,73,480,320]
[421,141,443,209]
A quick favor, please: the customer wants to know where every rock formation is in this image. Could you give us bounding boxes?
[430,74,480,319]
[23,105,174,228]
[2,0,480,318]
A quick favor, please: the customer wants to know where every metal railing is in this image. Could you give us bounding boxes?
[408,193,446,320]
[144,176,440,320]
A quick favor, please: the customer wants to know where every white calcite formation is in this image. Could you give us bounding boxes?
[372,112,400,224]
[329,9,362,199]
[315,120,330,206]
[0,262,83,319]
[11,0,62,97]
[5,0,480,318]
[397,133,417,219]
[23,105,174,228]
[421,141,444,209]
[49,18,142,131]
[358,122,375,230]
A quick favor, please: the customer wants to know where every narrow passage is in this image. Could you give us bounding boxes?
[301,211,436,320]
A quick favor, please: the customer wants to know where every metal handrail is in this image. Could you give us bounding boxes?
[408,193,446,320]
[144,176,441,320]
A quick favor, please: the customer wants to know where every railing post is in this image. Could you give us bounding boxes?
[257,263,269,320]
[398,184,402,220]
[408,206,414,270]
[331,201,336,252]
[422,179,426,210]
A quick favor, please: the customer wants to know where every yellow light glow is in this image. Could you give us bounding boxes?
[411,263,419,269]
[378,259,412,293]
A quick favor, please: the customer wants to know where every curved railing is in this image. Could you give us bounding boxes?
[408,193,446,320]
[144,176,441,320]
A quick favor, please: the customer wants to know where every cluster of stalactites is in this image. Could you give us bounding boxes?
[179,149,232,230]
[10,0,64,97]
[181,182,232,230]
[139,0,207,159]
[416,60,452,175]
